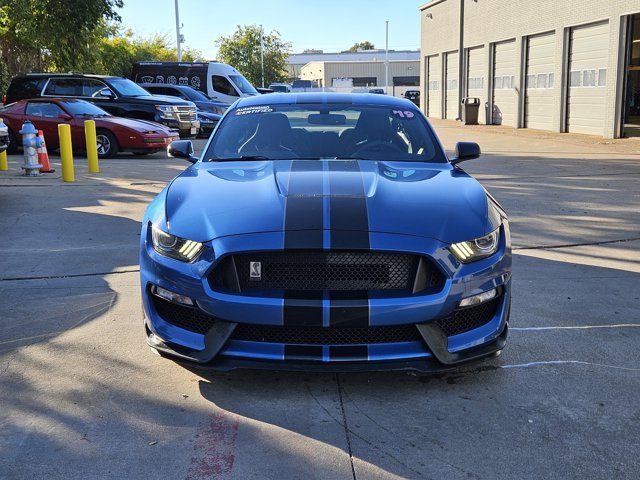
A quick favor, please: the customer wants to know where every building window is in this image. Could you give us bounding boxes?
[548,73,554,88]
[597,68,606,87]
[468,77,484,89]
[537,73,547,89]
[393,76,420,86]
[569,70,582,87]
[351,77,377,87]
[582,69,596,87]
[428,80,439,91]
[494,76,503,89]
[447,79,458,90]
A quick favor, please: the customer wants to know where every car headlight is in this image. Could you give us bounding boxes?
[151,225,203,262]
[155,105,176,119]
[449,227,500,263]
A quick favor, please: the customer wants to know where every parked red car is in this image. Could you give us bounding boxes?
[0,98,179,158]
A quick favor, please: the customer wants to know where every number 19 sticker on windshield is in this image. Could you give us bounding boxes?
[391,110,416,119]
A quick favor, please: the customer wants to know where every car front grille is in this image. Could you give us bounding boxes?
[210,250,444,298]
[435,295,501,336]
[175,106,197,122]
[152,294,216,335]
[230,323,422,345]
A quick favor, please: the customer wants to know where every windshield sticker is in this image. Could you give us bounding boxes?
[391,109,416,119]
[235,105,275,116]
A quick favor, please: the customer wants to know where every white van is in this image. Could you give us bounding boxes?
[131,61,258,105]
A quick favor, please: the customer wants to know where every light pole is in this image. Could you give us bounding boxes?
[385,20,389,94]
[260,25,265,88]
[174,0,183,61]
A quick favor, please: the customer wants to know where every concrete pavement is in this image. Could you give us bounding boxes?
[1,126,639,479]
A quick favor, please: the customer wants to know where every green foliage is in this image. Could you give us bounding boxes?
[0,0,123,93]
[0,0,204,94]
[94,26,203,77]
[216,25,291,87]
[347,41,375,52]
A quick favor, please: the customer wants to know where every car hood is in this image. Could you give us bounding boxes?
[97,116,172,133]
[165,159,491,244]
[125,94,193,106]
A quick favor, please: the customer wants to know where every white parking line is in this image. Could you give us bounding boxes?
[511,324,640,331]
[500,360,640,372]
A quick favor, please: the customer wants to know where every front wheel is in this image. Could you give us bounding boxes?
[6,127,19,155]
[96,130,119,158]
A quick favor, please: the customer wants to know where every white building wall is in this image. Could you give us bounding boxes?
[419,0,640,138]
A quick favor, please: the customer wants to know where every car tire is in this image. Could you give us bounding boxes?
[6,127,19,155]
[96,130,119,158]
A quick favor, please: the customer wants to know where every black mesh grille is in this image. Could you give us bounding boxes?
[212,251,444,297]
[152,294,217,335]
[436,296,501,336]
[231,323,422,345]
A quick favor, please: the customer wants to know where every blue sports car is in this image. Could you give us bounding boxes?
[140,93,511,371]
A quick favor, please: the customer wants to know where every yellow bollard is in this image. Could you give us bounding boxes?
[0,150,7,171]
[84,120,99,173]
[58,124,74,182]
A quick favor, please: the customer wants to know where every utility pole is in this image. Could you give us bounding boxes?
[458,0,464,120]
[260,26,265,88]
[385,20,389,94]
[174,0,183,61]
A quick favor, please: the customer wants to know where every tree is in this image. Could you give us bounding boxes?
[94,26,203,77]
[216,25,291,87]
[347,41,375,52]
[0,0,123,92]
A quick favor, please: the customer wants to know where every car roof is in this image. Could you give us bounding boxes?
[16,73,120,80]
[235,92,417,109]
[140,83,192,90]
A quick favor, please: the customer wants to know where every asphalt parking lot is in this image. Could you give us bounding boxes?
[1,123,639,479]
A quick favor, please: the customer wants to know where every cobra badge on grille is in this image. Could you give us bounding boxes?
[249,261,262,280]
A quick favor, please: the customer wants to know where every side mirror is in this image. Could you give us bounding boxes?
[450,141,481,166]
[167,140,198,163]
[98,88,115,99]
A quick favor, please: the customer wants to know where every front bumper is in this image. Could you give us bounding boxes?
[141,227,512,371]
[157,118,200,138]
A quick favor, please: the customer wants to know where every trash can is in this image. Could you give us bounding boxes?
[461,97,480,125]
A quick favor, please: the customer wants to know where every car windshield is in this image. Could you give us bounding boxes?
[182,87,210,102]
[62,100,110,117]
[229,75,258,95]
[108,78,150,97]
[205,103,446,163]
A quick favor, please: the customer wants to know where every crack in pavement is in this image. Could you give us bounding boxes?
[513,235,640,251]
[0,268,140,282]
[335,374,357,480]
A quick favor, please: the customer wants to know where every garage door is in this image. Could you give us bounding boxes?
[566,21,609,135]
[445,51,459,120]
[466,46,486,123]
[426,54,441,118]
[492,40,516,125]
[525,32,556,130]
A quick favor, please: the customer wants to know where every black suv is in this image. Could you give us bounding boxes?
[140,84,228,115]
[4,74,200,138]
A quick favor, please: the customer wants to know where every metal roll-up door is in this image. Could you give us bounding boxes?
[492,40,516,125]
[525,32,556,130]
[466,46,486,123]
[426,54,441,118]
[566,21,609,135]
[445,51,459,120]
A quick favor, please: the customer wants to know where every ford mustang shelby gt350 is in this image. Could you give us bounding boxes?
[140,93,511,371]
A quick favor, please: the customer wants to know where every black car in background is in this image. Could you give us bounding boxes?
[4,74,200,138]
[196,110,221,138]
[140,83,228,115]
[404,89,420,106]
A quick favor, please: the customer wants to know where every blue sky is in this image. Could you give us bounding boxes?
[117,0,425,59]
